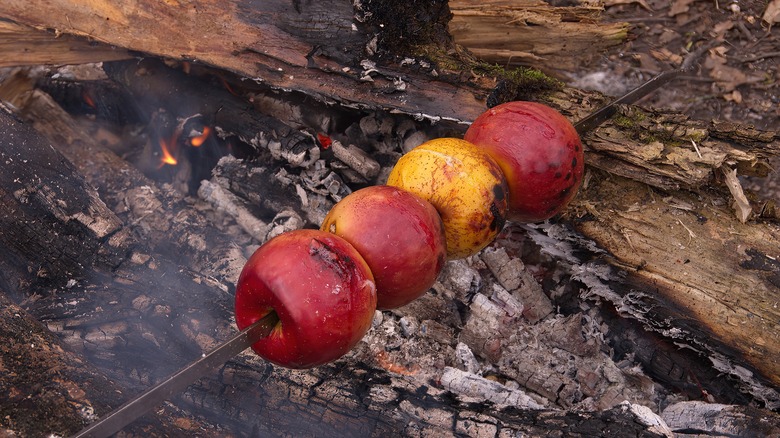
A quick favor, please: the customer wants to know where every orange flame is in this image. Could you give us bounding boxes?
[82,90,96,109]
[159,128,180,167]
[190,126,211,147]
[159,136,178,166]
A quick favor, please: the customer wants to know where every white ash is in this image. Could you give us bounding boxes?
[265,135,320,168]
[300,159,352,202]
[441,367,545,410]
[330,140,380,180]
[264,209,304,241]
[355,246,662,412]
[620,402,674,437]
[398,316,419,338]
[439,259,481,301]
[454,342,481,375]
[480,247,553,323]
[198,180,273,243]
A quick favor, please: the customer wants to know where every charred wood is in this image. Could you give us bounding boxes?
[0,108,125,294]
[0,272,215,437]
[0,73,258,286]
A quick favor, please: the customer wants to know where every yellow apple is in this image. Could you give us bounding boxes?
[386,138,508,259]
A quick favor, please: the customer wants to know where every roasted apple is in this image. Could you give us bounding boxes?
[386,138,508,259]
[321,185,446,309]
[234,229,377,369]
[465,101,584,222]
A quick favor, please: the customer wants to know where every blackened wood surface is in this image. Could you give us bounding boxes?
[1,0,779,431]
[0,109,124,292]
[0,0,490,123]
[0,292,202,437]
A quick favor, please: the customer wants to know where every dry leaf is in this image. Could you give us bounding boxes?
[722,167,752,223]
[704,47,753,92]
[650,48,683,66]
[723,89,743,104]
[763,0,780,24]
[669,0,696,17]
[604,0,652,11]
[712,20,735,37]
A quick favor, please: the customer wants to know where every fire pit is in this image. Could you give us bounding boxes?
[1,1,779,437]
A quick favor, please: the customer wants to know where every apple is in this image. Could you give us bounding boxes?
[321,185,447,309]
[464,101,584,222]
[386,138,508,260]
[234,229,377,369]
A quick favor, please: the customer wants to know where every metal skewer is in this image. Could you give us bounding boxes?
[72,312,279,438]
[573,69,684,135]
[573,44,706,135]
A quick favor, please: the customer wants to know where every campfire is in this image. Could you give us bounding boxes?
[1,1,779,437]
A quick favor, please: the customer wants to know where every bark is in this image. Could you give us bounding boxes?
[0,20,131,68]
[449,0,629,73]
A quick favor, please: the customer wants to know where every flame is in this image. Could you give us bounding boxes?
[82,90,96,109]
[157,123,213,167]
[190,126,211,147]
[219,76,239,96]
[159,136,178,166]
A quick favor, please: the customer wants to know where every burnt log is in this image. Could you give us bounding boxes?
[0,106,125,293]
[0,291,211,438]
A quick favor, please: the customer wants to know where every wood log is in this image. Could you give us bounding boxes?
[448,0,629,73]
[0,104,126,293]
[0,0,499,123]
[0,20,131,68]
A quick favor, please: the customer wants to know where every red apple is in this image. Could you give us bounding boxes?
[464,101,584,222]
[234,229,377,369]
[321,185,447,309]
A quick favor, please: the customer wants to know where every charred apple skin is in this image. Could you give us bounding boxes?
[386,138,508,259]
[234,230,376,369]
[321,186,447,310]
[465,101,584,222]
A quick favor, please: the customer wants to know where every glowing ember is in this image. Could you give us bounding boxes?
[190,126,211,147]
[317,133,333,149]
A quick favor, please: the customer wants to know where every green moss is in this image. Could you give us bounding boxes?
[474,62,563,93]
[410,46,563,105]
[359,1,561,104]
